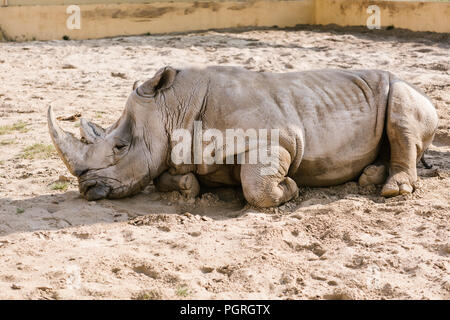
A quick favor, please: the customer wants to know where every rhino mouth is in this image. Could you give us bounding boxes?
[79,179,111,201]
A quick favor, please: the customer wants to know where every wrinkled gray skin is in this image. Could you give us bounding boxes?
[48,66,438,207]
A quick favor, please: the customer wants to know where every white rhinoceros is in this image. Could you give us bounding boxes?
[48,66,438,207]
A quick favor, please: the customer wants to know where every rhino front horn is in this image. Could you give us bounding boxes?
[47,106,90,176]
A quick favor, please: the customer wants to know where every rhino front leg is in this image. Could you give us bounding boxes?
[240,147,299,208]
[154,172,200,198]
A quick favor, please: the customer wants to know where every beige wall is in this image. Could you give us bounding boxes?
[315,0,450,33]
[0,0,448,41]
[0,1,315,41]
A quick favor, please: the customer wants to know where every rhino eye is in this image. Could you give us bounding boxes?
[113,137,129,154]
[113,144,127,153]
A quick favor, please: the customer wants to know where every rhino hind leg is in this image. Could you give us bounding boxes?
[240,147,299,208]
[154,171,200,198]
[381,80,438,197]
[358,163,388,187]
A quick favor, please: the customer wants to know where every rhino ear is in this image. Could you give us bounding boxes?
[132,80,141,91]
[138,66,177,97]
[80,118,106,144]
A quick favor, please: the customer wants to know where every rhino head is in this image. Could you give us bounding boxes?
[48,67,179,200]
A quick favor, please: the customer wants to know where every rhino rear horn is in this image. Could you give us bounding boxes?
[138,66,177,97]
[48,106,90,176]
[80,118,106,144]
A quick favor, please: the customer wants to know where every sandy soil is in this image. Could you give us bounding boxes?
[0,26,448,300]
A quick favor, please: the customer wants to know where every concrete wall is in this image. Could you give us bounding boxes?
[315,0,450,33]
[0,1,316,41]
[0,0,448,41]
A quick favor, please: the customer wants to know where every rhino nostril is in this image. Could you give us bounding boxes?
[75,168,89,177]
[84,185,111,201]
[79,180,97,195]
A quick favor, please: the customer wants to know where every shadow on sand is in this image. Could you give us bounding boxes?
[0,137,447,238]
[9,24,449,51]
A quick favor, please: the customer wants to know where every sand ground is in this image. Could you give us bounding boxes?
[0,26,448,300]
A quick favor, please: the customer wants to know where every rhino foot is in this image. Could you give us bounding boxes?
[381,172,414,197]
[358,164,388,187]
[179,173,200,198]
[155,172,200,198]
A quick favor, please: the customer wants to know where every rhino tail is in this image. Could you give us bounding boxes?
[420,152,433,169]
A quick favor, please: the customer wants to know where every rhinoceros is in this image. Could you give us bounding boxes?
[48,66,438,207]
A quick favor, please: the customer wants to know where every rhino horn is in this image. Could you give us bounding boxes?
[80,118,106,144]
[47,106,90,176]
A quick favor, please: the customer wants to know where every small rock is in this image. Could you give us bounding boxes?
[0,240,10,248]
[306,243,327,257]
[280,273,293,285]
[323,289,353,300]
[11,284,22,290]
[57,113,81,122]
[182,212,193,219]
[327,280,338,286]
[443,280,450,292]
[133,264,159,279]
[200,266,214,274]
[62,64,76,69]
[311,272,327,281]
[72,232,90,239]
[158,226,170,232]
[58,175,71,182]
[285,63,294,69]
[111,72,127,79]
[245,57,255,64]
[111,267,121,274]
[46,205,58,214]
[381,283,394,296]
[441,243,450,254]
[37,286,52,292]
